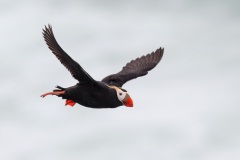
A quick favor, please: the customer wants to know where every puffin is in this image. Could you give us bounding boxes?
[41,25,164,108]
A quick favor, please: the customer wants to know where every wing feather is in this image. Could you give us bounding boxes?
[42,24,96,84]
[101,47,164,87]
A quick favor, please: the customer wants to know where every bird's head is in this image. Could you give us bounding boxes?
[109,86,133,107]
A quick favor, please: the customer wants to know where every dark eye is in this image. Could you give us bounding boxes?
[119,93,122,96]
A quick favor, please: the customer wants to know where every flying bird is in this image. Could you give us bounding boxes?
[41,25,164,108]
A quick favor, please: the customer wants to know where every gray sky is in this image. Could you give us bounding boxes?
[1,0,240,160]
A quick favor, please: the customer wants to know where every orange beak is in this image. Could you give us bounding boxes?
[123,97,133,107]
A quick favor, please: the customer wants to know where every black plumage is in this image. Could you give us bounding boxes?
[41,24,164,108]
[102,48,164,87]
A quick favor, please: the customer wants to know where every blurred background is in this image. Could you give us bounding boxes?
[1,0,240,159]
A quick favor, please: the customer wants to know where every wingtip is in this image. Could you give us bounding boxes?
[152,47,164,63]
[42,24,52,32]
[153,47,164,57]
[47,24,52,30]
[160,47,164,55]
[159,47,164,59]
[158,47,164,52]
[161,47,164,52]
[158,47,164,54]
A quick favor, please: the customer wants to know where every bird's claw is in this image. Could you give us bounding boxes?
[40,94,47,98]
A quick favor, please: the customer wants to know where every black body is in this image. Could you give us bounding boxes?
[60,82,122,108]
[42,25,164,108]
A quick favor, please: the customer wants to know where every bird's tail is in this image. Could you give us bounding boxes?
[53,85,66,92]
[53,85,76,106]
[53,85,66,98]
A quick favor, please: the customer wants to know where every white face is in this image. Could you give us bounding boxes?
[108,85,130,104]
[116,89,128,102]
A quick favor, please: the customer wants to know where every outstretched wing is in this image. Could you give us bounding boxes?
[101,47,164,87]
[42,24,96,84]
